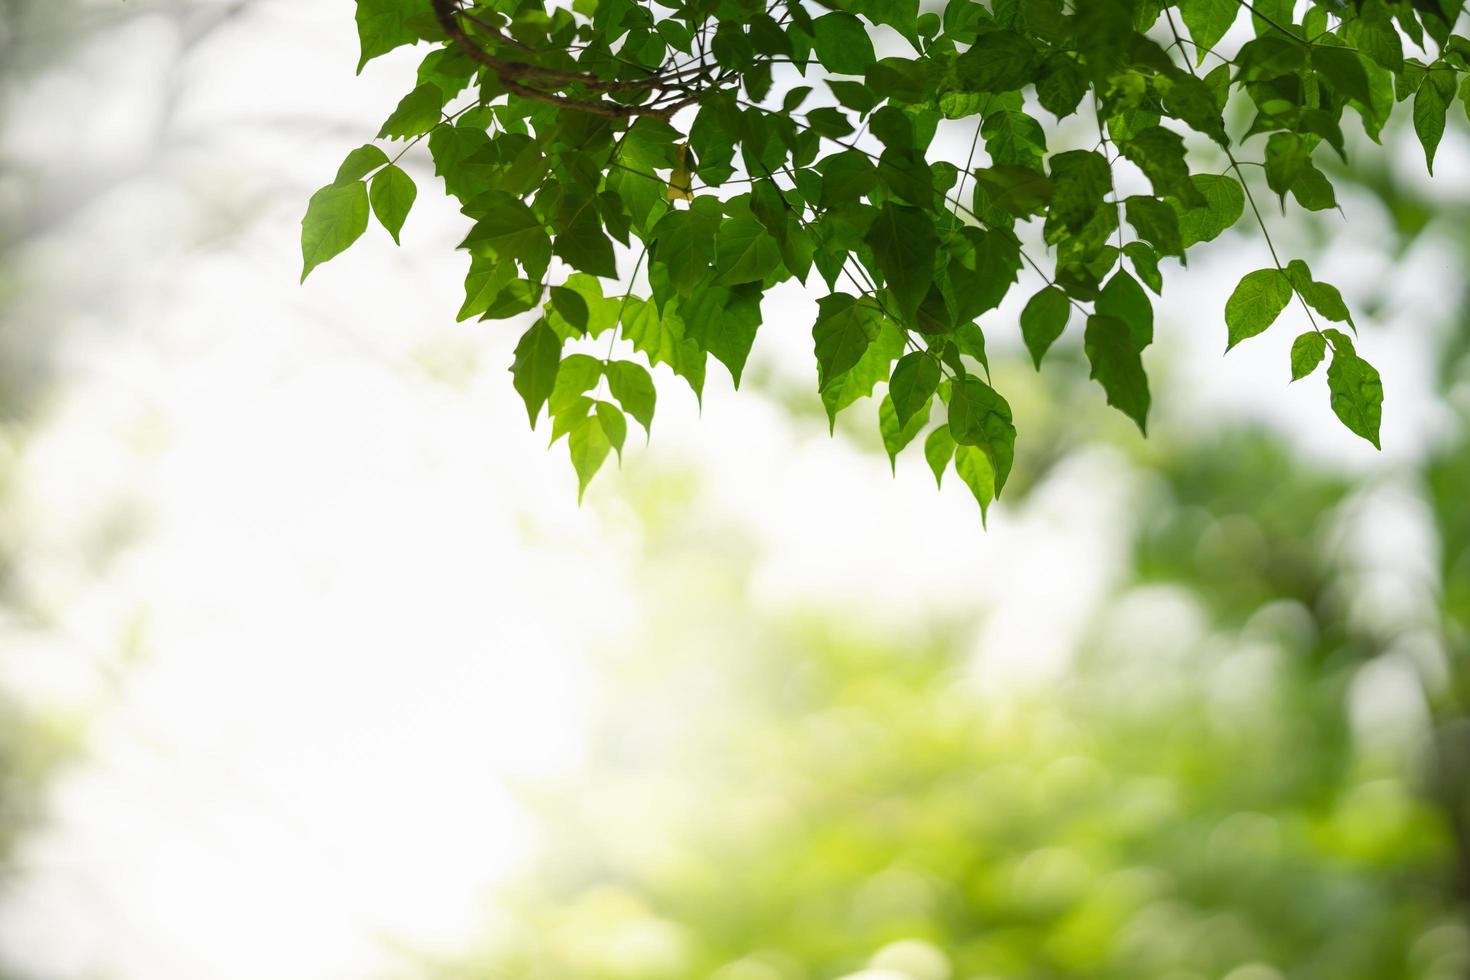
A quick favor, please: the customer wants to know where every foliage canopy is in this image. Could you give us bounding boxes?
[306,0,1469,511]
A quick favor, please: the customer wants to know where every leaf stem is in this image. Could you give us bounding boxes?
[1163,6,1332,349]
[607,242,649,366]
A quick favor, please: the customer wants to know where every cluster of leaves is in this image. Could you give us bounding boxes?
[304,0,1470,511]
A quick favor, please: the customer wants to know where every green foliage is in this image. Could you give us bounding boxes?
[307,0,1470,505]
[450,434,1456,979]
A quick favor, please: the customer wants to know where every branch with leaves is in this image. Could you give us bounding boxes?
[303,0,1470,514]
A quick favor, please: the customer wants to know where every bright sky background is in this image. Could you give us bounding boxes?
[0,2,1462,978]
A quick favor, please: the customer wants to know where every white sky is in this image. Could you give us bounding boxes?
[0,2,1462,978]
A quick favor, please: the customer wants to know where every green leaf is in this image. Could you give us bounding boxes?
[1124,196,1184,257]
[946,377,1016,494]
[677,281,764,387]
[335,144,390,185]
[805,107,856,139]
[657,19,693,52]
[549,287,590,336]
[917,424,955,495]
[1177,0,1239,64]
[1046,150,1112,232]
[1096,270,1153,351]
[482,279,542,321]
[549,353,603,420]
[954,323,989,373]
[355,0,422,72]
[606,360,657,436]
[550,274,621,338]
[813,293,882,389]
[865,203,938,325]
[877,146,935,206]
[377,83,443,140]
[866,57,931,105]
[1159,74,1228,147]
[300,181,370,282]
[1173,174,1244,247]
[1327,344,1383,448]
[816,151,879,209]
[1225,268,1292,350]
[981,110,1048,171]
[510,319,562,427]
[428,124,493,204]
[811,12,875,75]
[866,105,916,153]
[1313,45,1373,107]
[954,444,997,523]
[1084,315,1150,433]
[782,86,814,114]
[1285,259,1355,329]
[1290,331,1327,381]
[553,192,618,279]
[368,164,415,244]
[1035,54,1088,117]
[458,255,516,322]
[748,13,794,58]
[1117,127,1205,207]
[1413,70,1454,174]
[1289,164,1338,212]
[828,79,880,114]
[568,411,613,503]
[1236,35,1308,81]
[878,394,930,474]
[1020,286,1070,369]
[549,396,592,446]
[972,165,1054,219]
[621,296,707,399]
[888,351,940,428]
[852,0,921,39]
[946,228,1020,323]
[955,29,1039,93]
[1075,0,1140,82]
[594,401,627,461]
[1247,1,1301,40]
[416,47,475,103]
[1124,242,1164,294]
[1344,0,1403,72]
[938,90,989,119]
[915,284,953,336]
[820,320,905,428]
[688,98,739,188]
[1264,132,1312,202]
[651,197,722,294]
[715,215,783,286]
[461,190,551,283]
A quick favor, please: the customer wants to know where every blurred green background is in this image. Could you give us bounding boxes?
[443,414,1470,980]
[3,2,1470,979]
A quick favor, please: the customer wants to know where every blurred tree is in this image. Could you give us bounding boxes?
[434,436,1459,980]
